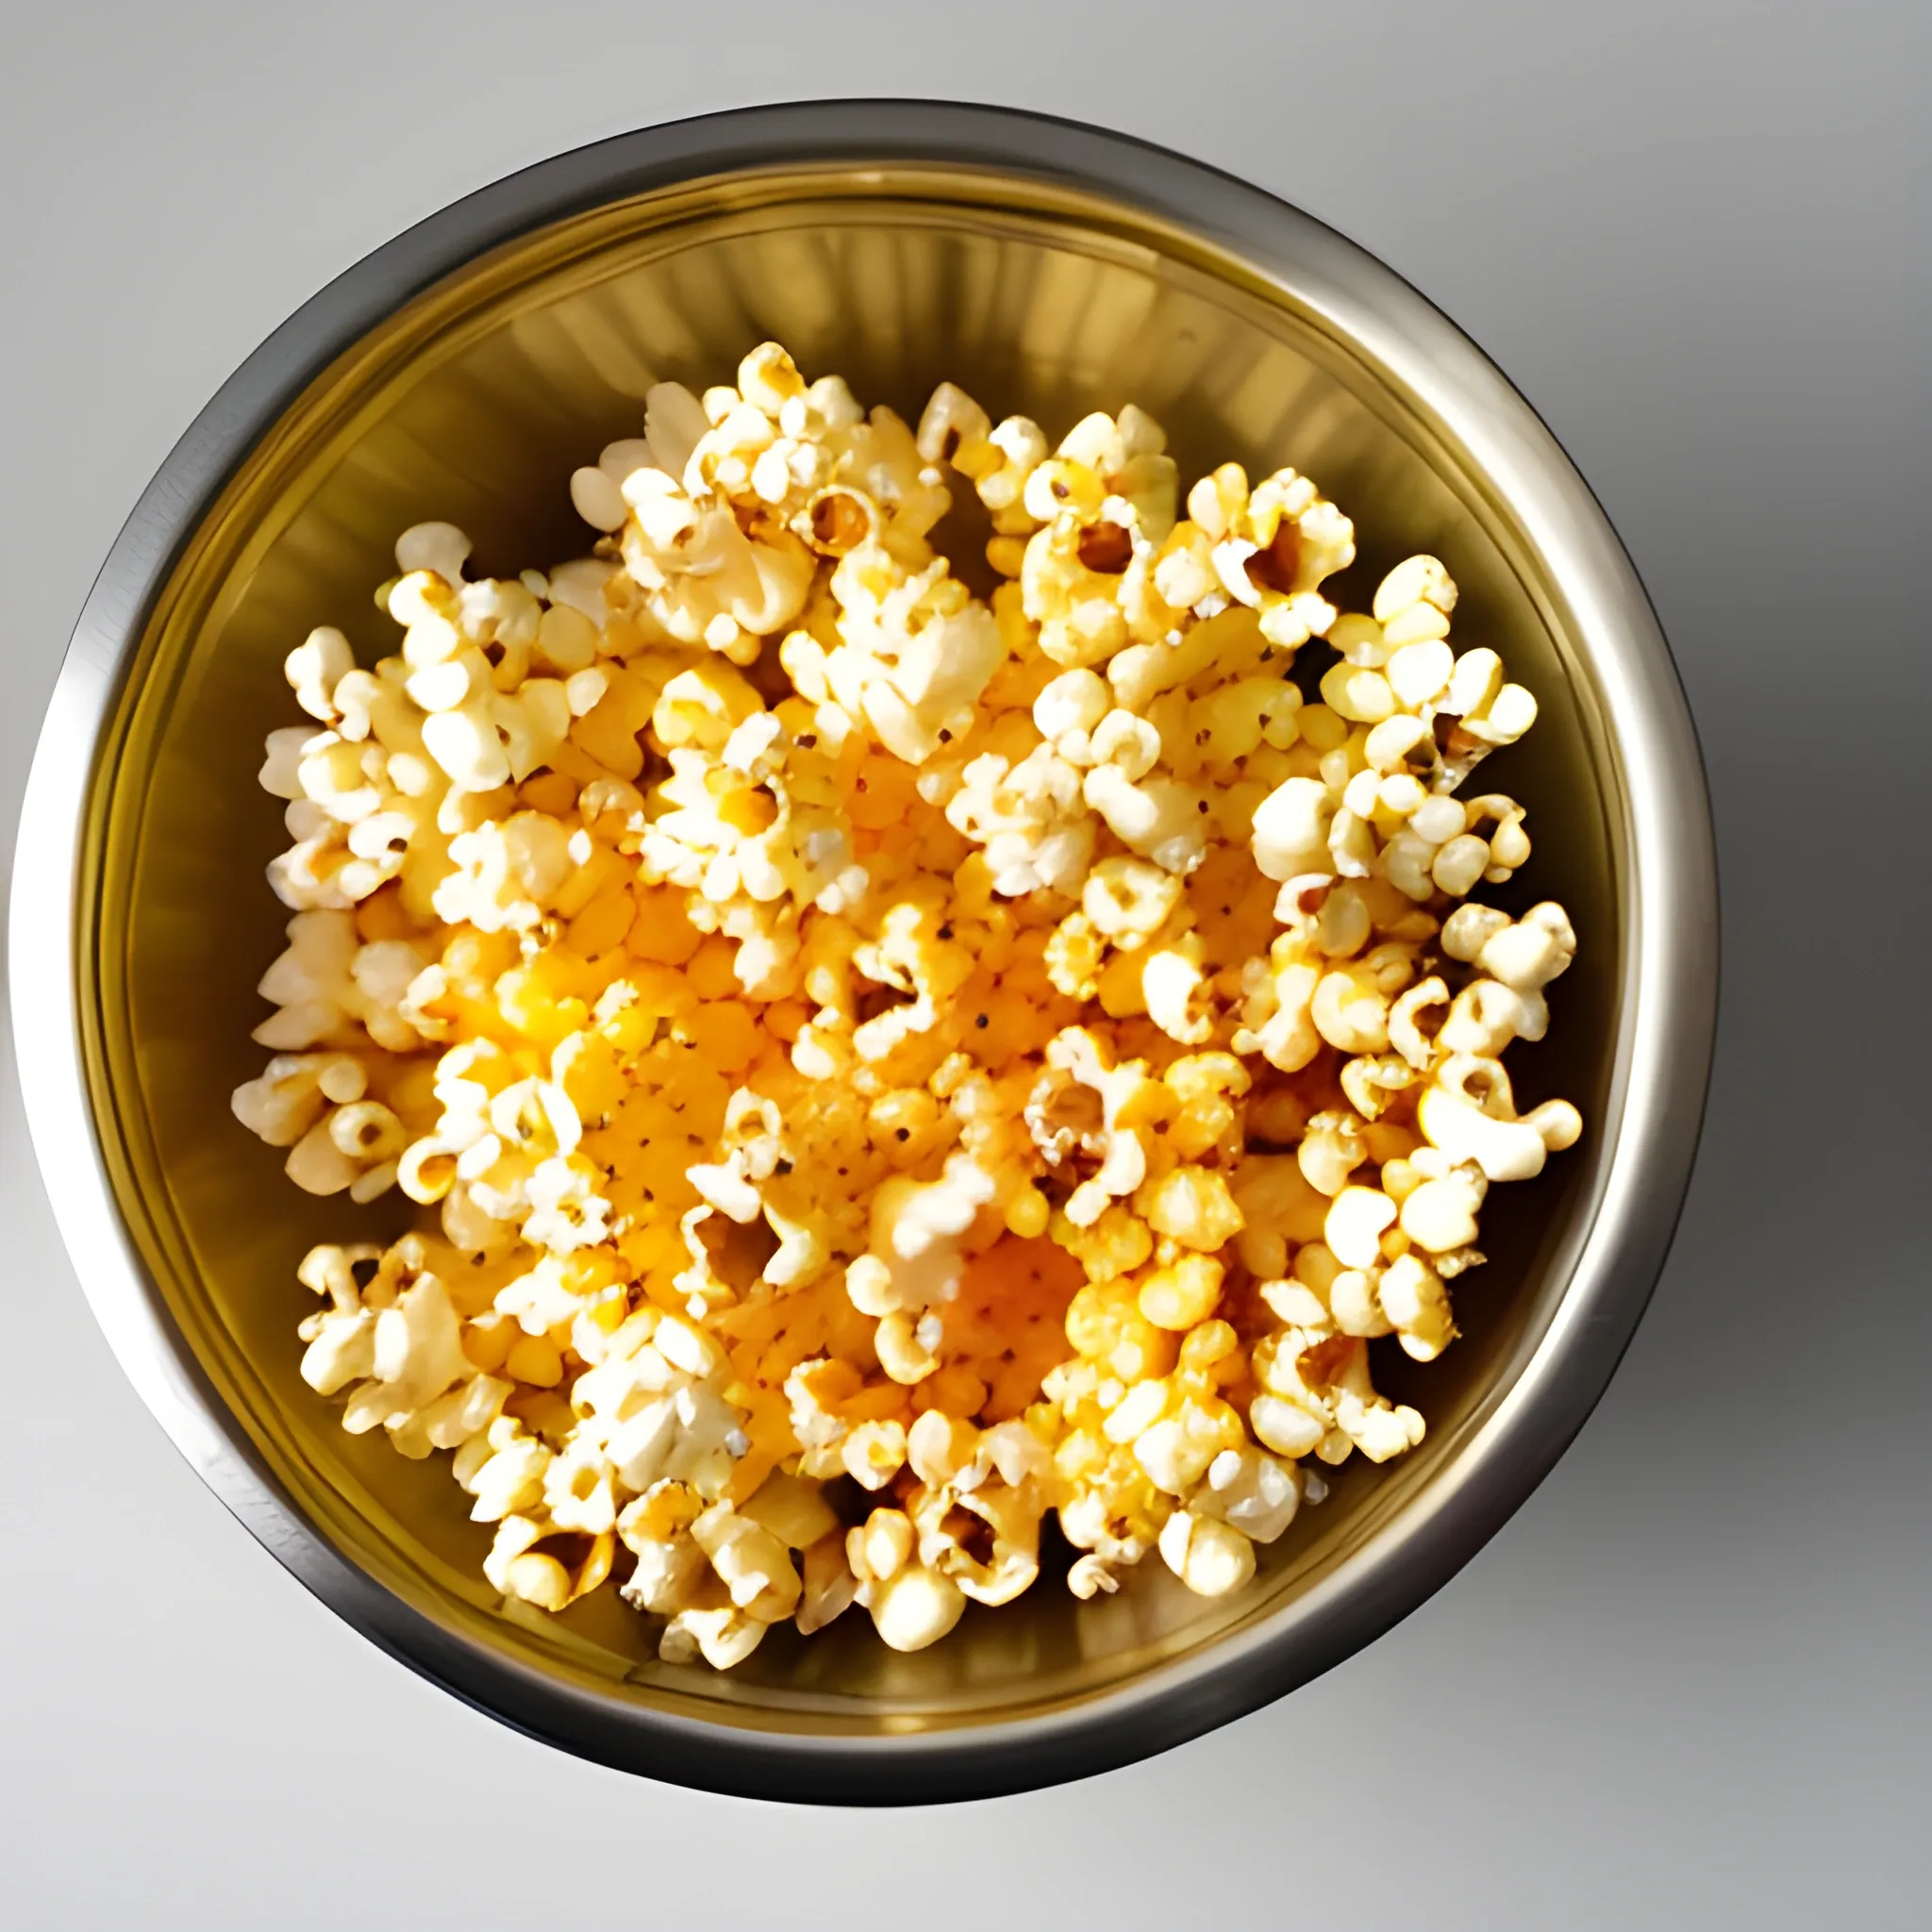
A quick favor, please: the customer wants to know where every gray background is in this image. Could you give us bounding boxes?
[3,2,1925,1924]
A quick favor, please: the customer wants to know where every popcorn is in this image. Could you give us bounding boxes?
[1415,1052,1583,1183]
[1323,1185,1398,1270]
[287,626,354,724]
[1139,1164,1244,1251]
[1158,1508,1256,1597]
[1232,946,1323,1073]
[1377,1250,1456,1360]
[865,1562,967,1653]
[1141,933,1214,1046]
[1082,764,1209,875]
[235,344,1582,1667]
[1199,1444,1304,1544]
[691,1503,803,1623]
[1028,1026,1167,1226]
[1191,462,1356,652]
[1082,856,1184,948]
[820,547,1007,763]
[1251,777,1339,883]
[660,1605,767,1669]
[487,1514,615,1612]
[946,742,1096,897]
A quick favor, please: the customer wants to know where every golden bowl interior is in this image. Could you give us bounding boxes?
[81,163,1621,1740]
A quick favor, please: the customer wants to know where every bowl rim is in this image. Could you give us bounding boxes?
[8,98,1718,1805]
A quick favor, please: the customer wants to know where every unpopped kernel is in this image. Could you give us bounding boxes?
[235,343,1579,1668]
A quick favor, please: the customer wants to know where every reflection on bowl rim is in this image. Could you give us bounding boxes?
[8,100,1717,1805]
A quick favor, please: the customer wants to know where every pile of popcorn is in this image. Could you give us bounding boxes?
[235,343,1580,1668]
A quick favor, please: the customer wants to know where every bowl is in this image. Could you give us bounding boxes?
[8,101,1717,1804]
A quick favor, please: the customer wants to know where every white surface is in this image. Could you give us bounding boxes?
[3,4,1924,1925]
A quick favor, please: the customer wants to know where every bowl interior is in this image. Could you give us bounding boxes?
[81,163,1624,1740]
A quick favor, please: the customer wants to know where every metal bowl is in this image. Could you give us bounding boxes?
[8,101,1716,1805]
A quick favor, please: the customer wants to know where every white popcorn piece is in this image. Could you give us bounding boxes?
[1158,1509,1256,1597]
[1416,1053,1583,1184]
[866,1563,966,1653]
[286,626,354,724]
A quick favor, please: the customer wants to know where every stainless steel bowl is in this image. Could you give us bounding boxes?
[8,101,1717,1805]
